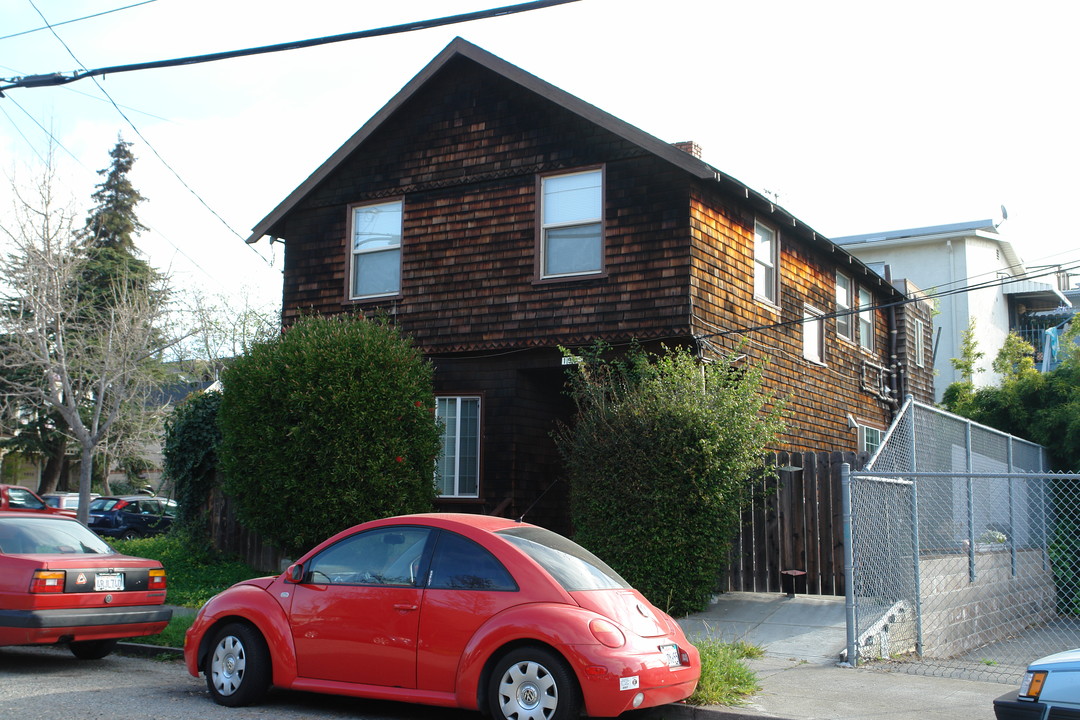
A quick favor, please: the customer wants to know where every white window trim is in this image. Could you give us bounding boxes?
[836,272,853,341]
[858,286,874,352]
[435,395,481,499]
[803,305,825,365]
[754,219,779,306]
[858,424,883,456]
[914,318,926,368]
[348,199,402,300]
[539,168,604,280]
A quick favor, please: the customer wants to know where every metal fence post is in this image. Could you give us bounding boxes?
[1008,437,1017,577]
[910,472,923,658]
[842,463,857,667]
[966,423,976,583]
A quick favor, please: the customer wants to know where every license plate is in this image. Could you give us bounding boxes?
[660,644,681,667]
[94,573,124,591]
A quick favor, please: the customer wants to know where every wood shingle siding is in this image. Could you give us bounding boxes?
[254,38,935,534]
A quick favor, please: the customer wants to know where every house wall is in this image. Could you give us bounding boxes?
[687,188,909,450]
[276,58,696,350]
[270,54,935,529]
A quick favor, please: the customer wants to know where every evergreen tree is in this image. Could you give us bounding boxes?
[83,137,147,252]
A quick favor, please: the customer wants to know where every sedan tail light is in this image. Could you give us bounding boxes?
[30,570,65,593]
[149,568,167,590]
[589,618,626,648]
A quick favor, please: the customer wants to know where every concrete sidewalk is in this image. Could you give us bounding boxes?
[630,592,1011,720]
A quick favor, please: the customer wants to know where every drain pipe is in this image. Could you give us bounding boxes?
[841,462,857,667]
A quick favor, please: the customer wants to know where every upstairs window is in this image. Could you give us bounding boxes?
[913,318,926,368]
[540,169,603,278]
[858,425,883,456]
[754,220,779,305]
[858,286,874,352]
[435,396,481,498]
[350,200,402,299]
[836,272,853,340]
[803,306,825,364]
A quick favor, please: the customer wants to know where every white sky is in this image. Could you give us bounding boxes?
[3,0,1079,309]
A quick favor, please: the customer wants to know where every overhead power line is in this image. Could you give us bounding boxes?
[0,1,159,42]
[0,0,580,93]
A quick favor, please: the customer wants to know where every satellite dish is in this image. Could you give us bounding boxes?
[995,204,1009,229]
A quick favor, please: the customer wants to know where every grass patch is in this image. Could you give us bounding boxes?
[110,530,265,608]
[686,637,762,706]
[135,612,196,649]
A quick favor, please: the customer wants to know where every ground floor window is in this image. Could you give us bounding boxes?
[435,396,480,498]
[858,425,882,456]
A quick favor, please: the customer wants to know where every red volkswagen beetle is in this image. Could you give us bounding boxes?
[184,513,699,718]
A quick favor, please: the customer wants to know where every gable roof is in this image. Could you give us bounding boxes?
[246,38,900,297]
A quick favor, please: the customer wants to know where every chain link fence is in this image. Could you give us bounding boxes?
[844,397,1080,683]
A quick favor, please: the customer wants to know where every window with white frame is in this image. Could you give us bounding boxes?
[754,220,778,305]
[803,306,825,364]
[350,200,402,299]
[540,169,602,278]
[835,272,853,340]
[913,318,926,368]
[435,396,480,498]
[858,286,874,352]
[858,425,882,456]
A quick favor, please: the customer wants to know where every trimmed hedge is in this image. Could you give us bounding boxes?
[217,314,440,556]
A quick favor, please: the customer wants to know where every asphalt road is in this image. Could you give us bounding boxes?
[0,645,481,720]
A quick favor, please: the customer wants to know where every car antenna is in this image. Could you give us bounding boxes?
[517,478,561,523]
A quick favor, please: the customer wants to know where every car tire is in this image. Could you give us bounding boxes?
[204,622,271,707]
[489,647,580,720]
[69,638,118,660]
[120,529,141,541]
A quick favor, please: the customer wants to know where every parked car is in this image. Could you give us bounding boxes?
[42,491,99,512]
[0,484,76,517]
[994,648,1080,719]
[88,495,178,540]
[0,511,171,658]
[185,513,699,718]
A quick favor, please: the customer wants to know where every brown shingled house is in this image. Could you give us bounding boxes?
[245,38,934,533]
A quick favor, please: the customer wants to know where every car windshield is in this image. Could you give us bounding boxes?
[0,517,115,555]
[497,526,629,592]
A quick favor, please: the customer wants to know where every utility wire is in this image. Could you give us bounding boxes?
[0,1,159,42]
[700,259,1080,341]
[0,0,580,92]
[24,0,273,264]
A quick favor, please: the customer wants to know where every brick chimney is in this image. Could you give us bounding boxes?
[672,141,702,159]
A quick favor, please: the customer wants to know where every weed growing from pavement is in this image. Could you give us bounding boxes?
[686,638,763,706]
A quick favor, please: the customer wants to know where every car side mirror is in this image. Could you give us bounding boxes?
[284,563,305,584]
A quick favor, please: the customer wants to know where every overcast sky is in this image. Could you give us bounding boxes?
[3,0,1079,308]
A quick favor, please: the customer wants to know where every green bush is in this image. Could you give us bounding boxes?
[687,638,762,706]
[556,345,784,616]
[217,314,441,556]
[162,390,222,528]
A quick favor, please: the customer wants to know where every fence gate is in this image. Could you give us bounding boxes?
[844,397,1080,683]
[725,451,863,596]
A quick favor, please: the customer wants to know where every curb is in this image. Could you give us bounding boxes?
[116,641,184,660]
[634,702,795,720]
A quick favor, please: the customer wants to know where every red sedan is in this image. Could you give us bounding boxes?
[0,484,76,517]
[0,511,171,658]
[184,513,699,719]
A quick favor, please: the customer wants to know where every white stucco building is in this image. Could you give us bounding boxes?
[834,219,1069,401]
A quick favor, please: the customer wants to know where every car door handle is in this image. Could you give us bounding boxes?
[393,603,419,612]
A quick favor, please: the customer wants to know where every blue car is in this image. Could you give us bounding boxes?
[88,495,178,540]
[994,649,1080,719]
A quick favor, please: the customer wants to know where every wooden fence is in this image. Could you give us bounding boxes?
[205,450,865,587]
[723,451,867,596]
[207,486,287,573]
